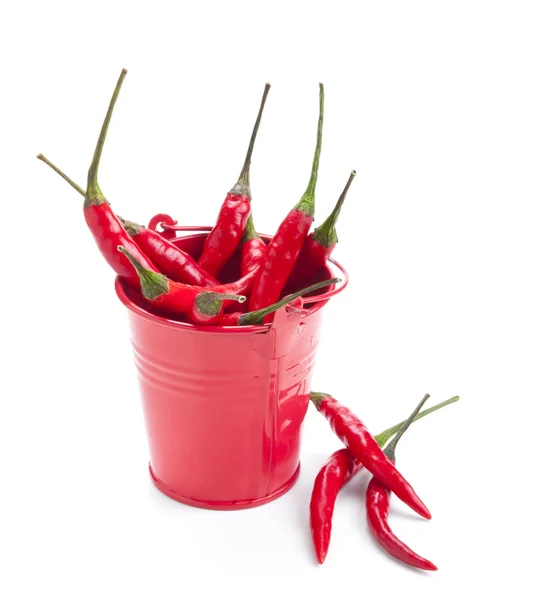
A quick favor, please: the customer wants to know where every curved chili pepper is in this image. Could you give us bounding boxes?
[287,170,355,291]
[220,278,339,326]
[249,84,324,311]
[119,219,221,287]
[241,214,267,276]
[118,246,245,325]
[310,394,459,564]
[310,447,363,565]
[366,395,438,571]
[198,84,271,277]
[309,392,431,519]
[37,69,158,290]
[36,156,221,289]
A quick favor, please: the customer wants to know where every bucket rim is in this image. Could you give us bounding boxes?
[115,229,348,334]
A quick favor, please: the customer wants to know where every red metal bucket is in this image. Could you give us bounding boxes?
[115,221,348,510]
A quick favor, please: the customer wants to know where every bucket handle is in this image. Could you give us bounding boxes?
[147,215,348,305]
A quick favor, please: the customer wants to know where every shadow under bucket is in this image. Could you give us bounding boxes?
[115,225,348,510]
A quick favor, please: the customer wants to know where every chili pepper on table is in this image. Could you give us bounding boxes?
[198,83,271,278]
[220,278,339,325]
[35,155,222,288]
[310,394,459,564]
[117,246,245,325]
[366,396,438,571]
[249,83,324,311]
[37,69,159,290]
[309,391,431,519]
[286,170,356,292]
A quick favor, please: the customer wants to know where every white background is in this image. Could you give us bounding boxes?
[1,1,543,597]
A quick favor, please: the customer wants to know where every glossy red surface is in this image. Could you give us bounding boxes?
[116,230,346,509]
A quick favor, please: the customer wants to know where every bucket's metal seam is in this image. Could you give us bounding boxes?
[266,353,280,496]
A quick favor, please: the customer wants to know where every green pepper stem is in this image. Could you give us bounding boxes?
[117,245,169,300]
[231,83,271,197]
[120,218,143,236]
[238,277,340,325]
[86,69,127,207]
[242,213,260,242]
[313,170,356,249]
[374,395,460,448]
[296,83,324,217]
[37,154,85,196]
[195,292,246,318]
[383,394,430,461]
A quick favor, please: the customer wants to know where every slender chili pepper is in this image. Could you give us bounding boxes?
[224,214,269,313]
[198,84,271,277]
[37,69,159,289]
[366,397,438,571]
[120,219,221,286]
[220,278,339,326]
[35,156,221,288]
[118,246,245,325]
[249,84,324,311]
[286,170,356,291]
[310,394,459,564]
[309,392,431,519]
[241,214,267,276]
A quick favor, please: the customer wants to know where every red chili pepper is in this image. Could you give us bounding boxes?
[117,246,245,325]
[241,214,267,276]
[119,218,221,287]
[286,170,355,290]
[198,84,271,277]
[309,392,431,519]
[37,69,158,290]
[249,84,324,311]
[38,141,257,309]
[309,394,459,564]
[224,214,268,313]
[366,396,438,571]
[220,278,339,326]
[35,156,222,289]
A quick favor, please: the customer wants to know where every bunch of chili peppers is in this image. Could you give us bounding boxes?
[38,69,356,326]
[309,392,460,569]
[38,70,459,570]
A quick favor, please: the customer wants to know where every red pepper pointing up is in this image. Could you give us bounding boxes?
[38,69,159,290]
[198,84,271,278]
[249,84,325,311]
[241,214,267,277]
[36,155,222,289]
[287,170,356,290]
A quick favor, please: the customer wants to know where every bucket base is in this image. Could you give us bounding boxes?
[149,463,300,510]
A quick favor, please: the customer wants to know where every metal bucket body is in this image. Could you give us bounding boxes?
[116,228,346,509]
